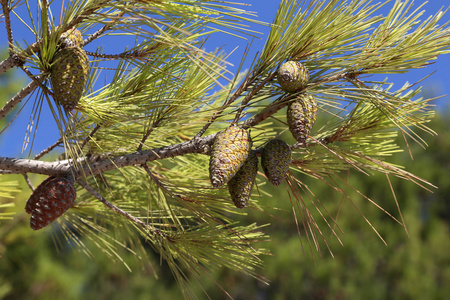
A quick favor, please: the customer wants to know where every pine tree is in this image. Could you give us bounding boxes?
[1,0,450,298]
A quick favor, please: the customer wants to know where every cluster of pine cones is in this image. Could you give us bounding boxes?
[210,61,318,208]
[25,54,316,229]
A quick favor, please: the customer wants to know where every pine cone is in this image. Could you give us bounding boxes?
[60,28,83,48]
[261,139,292,186]
[26,176,76,230]
[228,151,258,208]
[50,46,89,111]
[25,176,54,214]
[209,125,252,188]
[277,61,309,93]
[287,93,318,147]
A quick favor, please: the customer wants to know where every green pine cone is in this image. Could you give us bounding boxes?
[50,46,89,111]
[261,139,292,186]
[287,93,318,147]
[277,61,309,93]
[228,151,258,208]
[60,27,83,47]
[209,125,252,188]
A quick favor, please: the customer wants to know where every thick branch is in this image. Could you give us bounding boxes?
[0,133,216,177]
[0,157,70,175]
[75,135,215,178]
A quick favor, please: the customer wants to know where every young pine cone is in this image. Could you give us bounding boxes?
[50,46,89,111]
[209,125,252,188]
[25,176,76,230]
[277,61,309,93]
[228,151,258,208]
[261,139,292,186]
[60,27,83,48]
[287,93,318,147]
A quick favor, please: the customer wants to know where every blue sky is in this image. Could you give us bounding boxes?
[1,0,450,158]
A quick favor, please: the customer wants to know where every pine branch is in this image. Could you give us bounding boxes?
[77,178,169,239]
[19,67,53,96]
[22,173,34,191]
[33,137,63,160]
[79,124,100,151]
[0,74,44,120]
[0,1,128,74]
[1,0,13,52]
[0,133,216,176]
[0,9,89,74]
[1,1,450,297]
[81,11,126,47]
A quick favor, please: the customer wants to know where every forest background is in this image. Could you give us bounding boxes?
[1,1,450,299]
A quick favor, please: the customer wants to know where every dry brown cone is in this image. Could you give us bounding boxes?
[25,176,76,230]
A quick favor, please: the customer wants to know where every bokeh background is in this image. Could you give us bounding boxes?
[1,1,449,299]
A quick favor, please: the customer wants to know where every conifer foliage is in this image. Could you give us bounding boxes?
[1,0,450,298]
